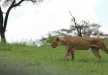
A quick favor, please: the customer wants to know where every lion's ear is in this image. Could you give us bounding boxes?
[56,36,64,41]
[56,37,60,41]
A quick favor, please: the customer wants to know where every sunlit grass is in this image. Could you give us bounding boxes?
[0,43,108,75]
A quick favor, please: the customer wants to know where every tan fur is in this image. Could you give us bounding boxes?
[51,36,108,60]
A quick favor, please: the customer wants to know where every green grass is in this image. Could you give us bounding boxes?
[0,44,108,75]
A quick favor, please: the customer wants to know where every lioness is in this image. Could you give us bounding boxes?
[51,36,108,61]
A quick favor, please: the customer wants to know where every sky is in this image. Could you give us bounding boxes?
[95,0,108,33]
[1,0,108,42]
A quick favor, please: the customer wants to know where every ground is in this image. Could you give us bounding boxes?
[0,43,108,75]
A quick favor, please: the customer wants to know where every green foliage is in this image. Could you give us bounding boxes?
[41,34,56,46]
[46,35,55,44]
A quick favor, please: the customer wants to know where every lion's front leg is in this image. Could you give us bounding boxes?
[64,48,71,60]
[91,47,101,61]
[64,46,75,60]
[70,48,75,60]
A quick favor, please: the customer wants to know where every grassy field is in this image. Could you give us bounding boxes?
[0,43,108,75]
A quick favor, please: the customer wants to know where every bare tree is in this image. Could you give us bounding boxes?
[61,11,101,37]
[0,0,43,43]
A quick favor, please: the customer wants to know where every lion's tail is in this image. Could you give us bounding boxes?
[102,42,108,54]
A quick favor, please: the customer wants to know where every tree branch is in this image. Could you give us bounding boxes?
[4,0,16,31]
[13,0,25,7]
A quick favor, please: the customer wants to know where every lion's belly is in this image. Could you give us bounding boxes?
[65,39,90,50]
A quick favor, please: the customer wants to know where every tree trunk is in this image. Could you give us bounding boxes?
[78,32,82,37]
[0,32,6,43]
[0,5,13,43]
[0,6,6,43]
